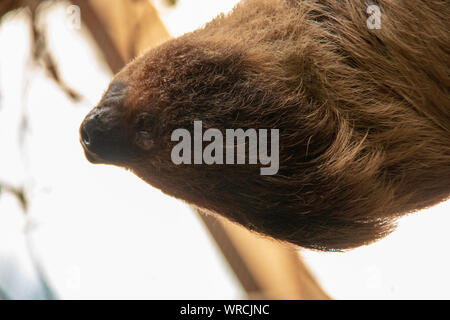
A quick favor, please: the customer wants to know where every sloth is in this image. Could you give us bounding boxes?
[80,0,450,251]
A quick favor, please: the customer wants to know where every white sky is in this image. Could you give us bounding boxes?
[0,0,449,300]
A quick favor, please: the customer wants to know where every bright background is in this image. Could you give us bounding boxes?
[0,0,448,299]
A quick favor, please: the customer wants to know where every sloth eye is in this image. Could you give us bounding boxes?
[135,131,154,150]
[134,112,157,150]
[136,113,153,129]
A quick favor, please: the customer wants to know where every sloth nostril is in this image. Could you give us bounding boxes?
[81,123,91,147]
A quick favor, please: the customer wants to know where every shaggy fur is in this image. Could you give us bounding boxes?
[81,0,450,251]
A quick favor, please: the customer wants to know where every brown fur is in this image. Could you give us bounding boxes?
[83,0,450,251]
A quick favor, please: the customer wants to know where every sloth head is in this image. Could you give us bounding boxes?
[80,35,285,185]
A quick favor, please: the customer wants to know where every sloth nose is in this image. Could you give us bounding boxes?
[80,81,127,162]
[80,107,110,155]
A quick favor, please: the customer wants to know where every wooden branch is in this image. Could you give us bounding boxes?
[71,0,125,74]
[199,213,262,296]
[72,0,170,71]
[200,211,330,300]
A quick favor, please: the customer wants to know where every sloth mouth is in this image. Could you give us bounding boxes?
[79,131,132,166]
[80,138,104,164]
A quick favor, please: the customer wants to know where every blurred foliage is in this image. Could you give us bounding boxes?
[0,182,28,212]
[0,0,82,211]
[0,0,81,101]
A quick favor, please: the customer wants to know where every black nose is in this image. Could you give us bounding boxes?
[80,107,110,155]
[80,108,102,147]
[80,81,127,163]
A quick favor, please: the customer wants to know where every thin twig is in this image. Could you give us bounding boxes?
[25,232,58,300]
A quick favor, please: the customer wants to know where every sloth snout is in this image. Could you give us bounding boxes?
[80,107,112,158]
[79,81,128,163]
